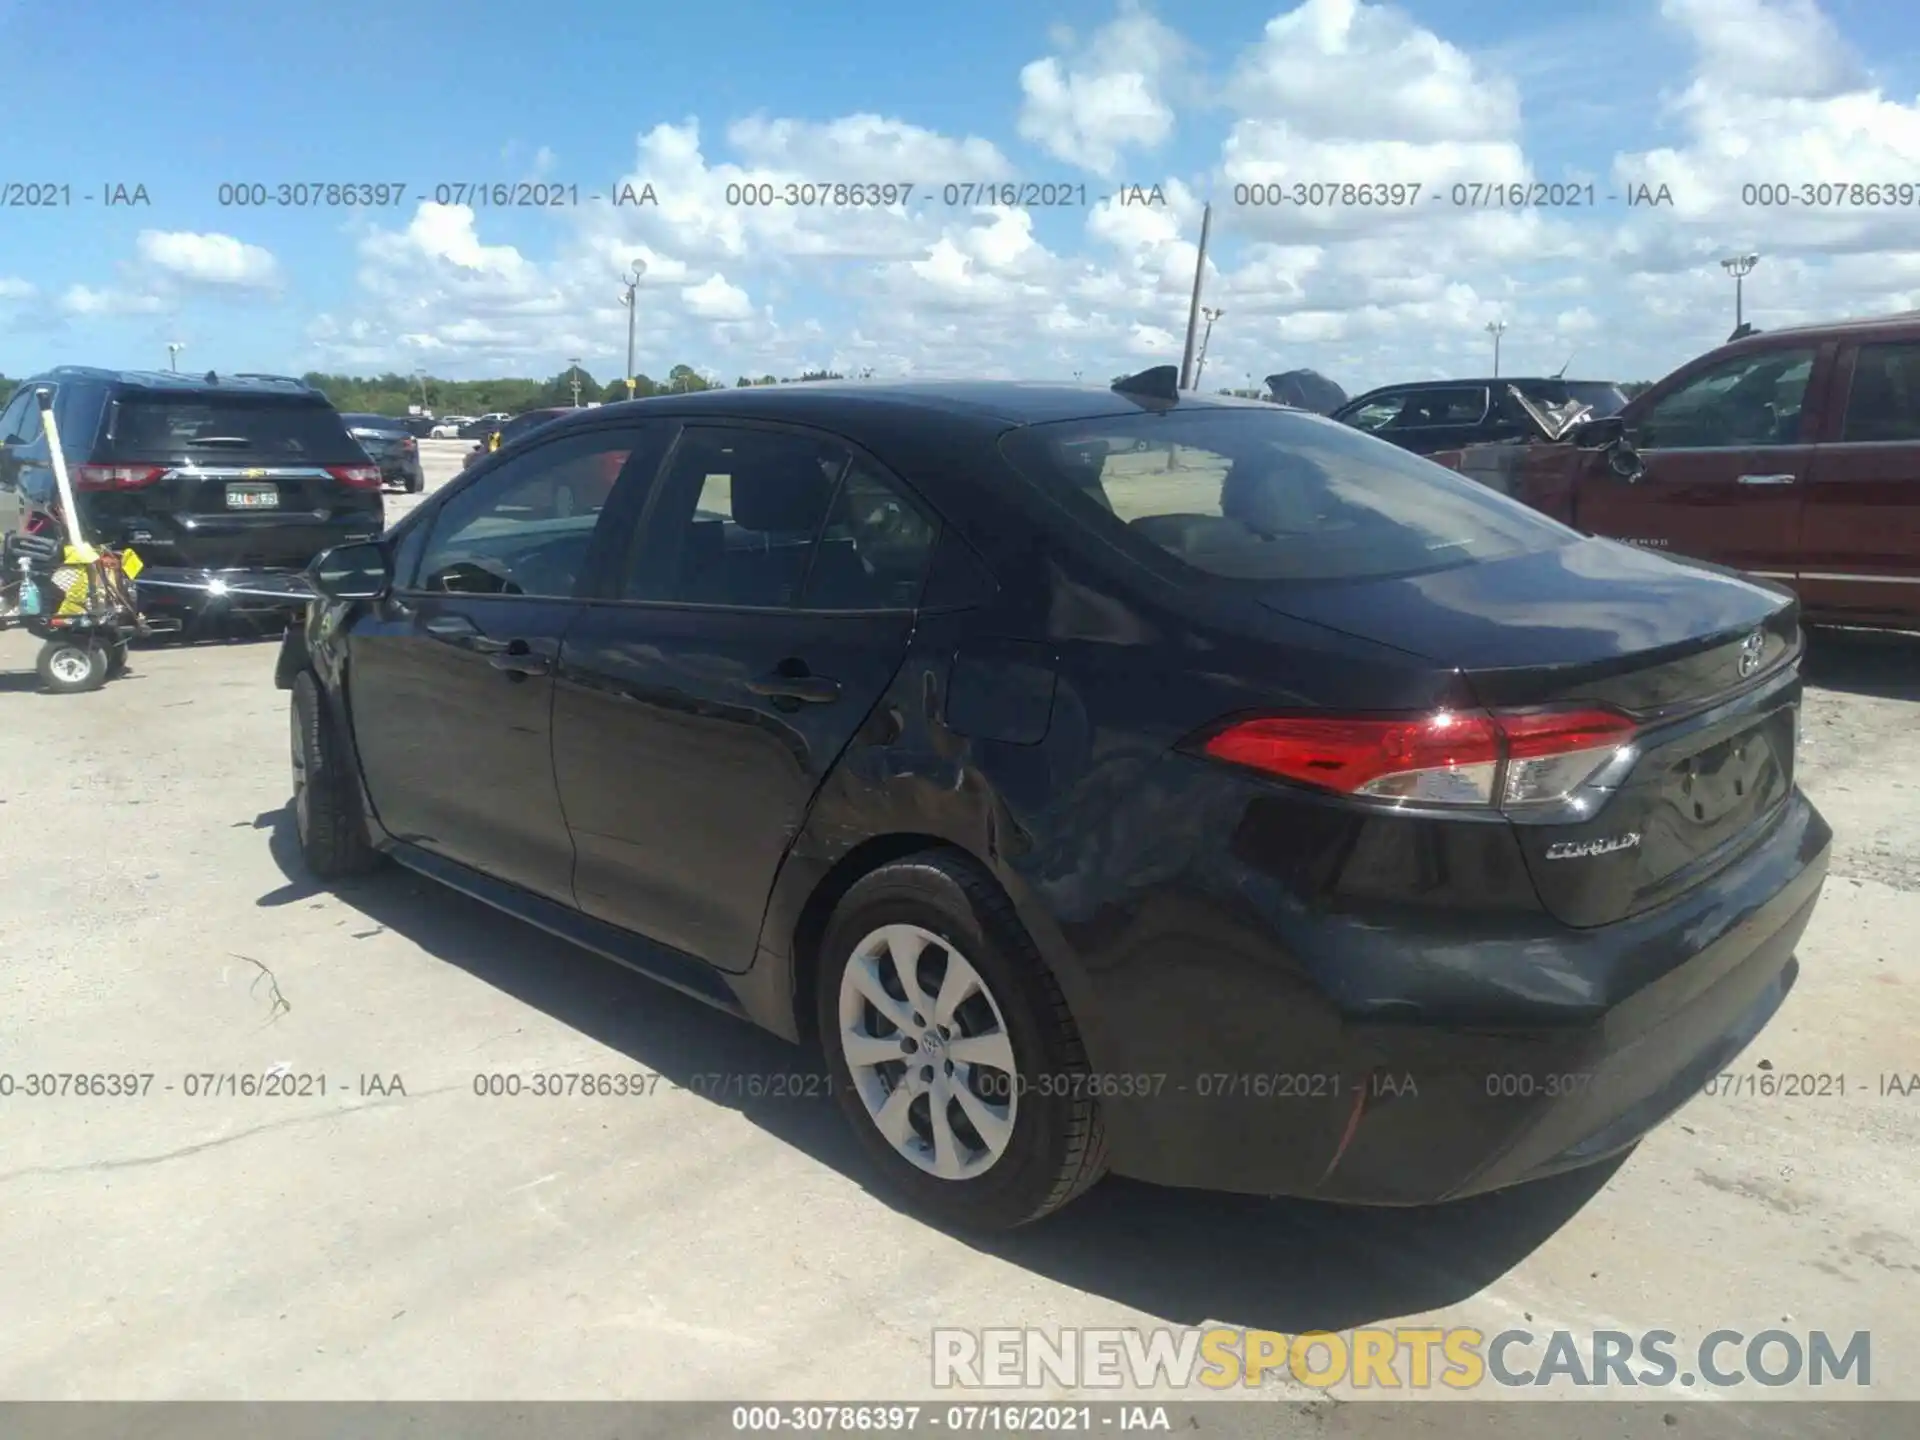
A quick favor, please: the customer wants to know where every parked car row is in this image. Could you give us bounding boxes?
[1424,314,1920,633]
[1309,313,1919,632]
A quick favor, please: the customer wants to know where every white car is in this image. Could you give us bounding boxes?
[429,416,472,438]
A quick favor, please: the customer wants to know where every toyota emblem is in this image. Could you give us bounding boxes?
[1737,631,1766,678]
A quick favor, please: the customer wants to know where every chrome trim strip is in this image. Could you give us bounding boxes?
[1799,572,1920,585]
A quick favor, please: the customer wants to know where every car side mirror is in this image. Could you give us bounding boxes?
[309,541,391,600]
[1570,415,1625,449]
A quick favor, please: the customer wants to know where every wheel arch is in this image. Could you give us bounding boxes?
[785,832,974,1044]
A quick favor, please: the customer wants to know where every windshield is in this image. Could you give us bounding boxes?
[342,413,404,430]
[1000,406,1579,583]
[1560,382,1627,417]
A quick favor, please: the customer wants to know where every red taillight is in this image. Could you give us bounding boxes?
[1199,707,1637,811]
[73,464,164,490]
[399,436,417,452]
[328,464,383,489]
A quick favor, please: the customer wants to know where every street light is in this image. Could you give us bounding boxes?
[166,342,183,372]
[1195,306,1224,386]
[1720,253,1760,334]
[1486,320,1507,377]
[413,367,429,412]
[619,259,647,398]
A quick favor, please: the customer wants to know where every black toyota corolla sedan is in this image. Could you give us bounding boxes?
[275,369,1830,1231]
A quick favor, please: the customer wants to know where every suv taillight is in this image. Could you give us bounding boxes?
[399,436,416,451]
[327,464,383,489]
[73,464,165,490]
[1197,707,1639,811]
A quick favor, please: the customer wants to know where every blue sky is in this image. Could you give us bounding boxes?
[4,0,1919,392]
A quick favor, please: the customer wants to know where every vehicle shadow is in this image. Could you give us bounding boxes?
[254,803,1621,1335]
[1803,626,1920,701]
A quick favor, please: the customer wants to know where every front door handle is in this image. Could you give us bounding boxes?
[1737,474,1796,486]
[748,667,841,704]
[488,638,552,676]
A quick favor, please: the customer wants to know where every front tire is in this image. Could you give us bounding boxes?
[817,852,1109,1230]
[290,670,382,879]
[37,639,109,693]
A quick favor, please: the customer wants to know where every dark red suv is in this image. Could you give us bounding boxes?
[1432,314,1920,631]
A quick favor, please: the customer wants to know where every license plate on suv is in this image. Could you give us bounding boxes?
[226,483,279,509]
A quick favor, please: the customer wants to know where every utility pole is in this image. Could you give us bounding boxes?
[568,358,583,408]
[1720,253,1759,334]
[167,343,183,372]
[1178,202,1214,391]
[620,259,646,398]
[1486,320,1507,377]
[1195,306,1223,387]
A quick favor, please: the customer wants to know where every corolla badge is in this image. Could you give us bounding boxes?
[1543,833,1642,861]
[1737,630,1766,678]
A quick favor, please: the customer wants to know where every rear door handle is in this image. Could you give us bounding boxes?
[1737,474,1797,486]
[748,670,841,704]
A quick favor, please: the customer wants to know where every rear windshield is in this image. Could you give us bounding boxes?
[999,407,1579,583]
[106,394,362,463]
[341,413,405,431]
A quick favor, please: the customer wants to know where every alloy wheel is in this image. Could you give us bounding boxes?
[837,924,1019,1180]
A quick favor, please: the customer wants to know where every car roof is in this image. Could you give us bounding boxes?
[1745,309,1920,339]
[565,381,1278,434]
[31,365,322,398]
[1347,377,1615,397]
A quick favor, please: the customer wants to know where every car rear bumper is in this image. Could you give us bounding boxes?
[1075,787,1830,1205]
[136,566,317,613]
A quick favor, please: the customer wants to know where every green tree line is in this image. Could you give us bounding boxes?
[0,364,850,414]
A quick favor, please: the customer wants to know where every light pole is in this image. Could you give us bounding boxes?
[1178,202,1214,390]
[1486,320,1507,377]
[620,259,646,398]
[1720,253,1759,334]
[414,367,429,413]
[1195,306,1223,387]
[167,342,183,372]
[1073,369,1083,384]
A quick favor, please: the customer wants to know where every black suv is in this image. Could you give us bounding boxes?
[1332,377,1629,456]
[0,368,385,620]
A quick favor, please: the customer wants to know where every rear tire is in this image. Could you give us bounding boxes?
[37,639,109,694]
[290,670,382,879]
[816,852,1109,1231]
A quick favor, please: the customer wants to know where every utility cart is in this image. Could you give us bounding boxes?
[0,385,168,693]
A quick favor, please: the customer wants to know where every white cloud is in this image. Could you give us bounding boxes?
[1606,0,1920,258]
[1018,1,1188,177]
[136,231,281,289]
[684,273,753,320]
[15,0,1897,399]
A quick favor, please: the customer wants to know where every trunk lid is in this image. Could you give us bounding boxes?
[1258,537,1803,927]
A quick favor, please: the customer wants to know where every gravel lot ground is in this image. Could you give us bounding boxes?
[2,437,1916,1419]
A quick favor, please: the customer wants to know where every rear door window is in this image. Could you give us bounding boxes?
[1001,407,1578,583]
[106,394,363,464]
[1841,342,1920,443]
[622,426,848,607]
